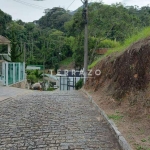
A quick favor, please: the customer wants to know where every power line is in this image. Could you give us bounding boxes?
[67,0,76,10]
[13,0,76,12]
[13,0,46,10]
[13,0,45,9]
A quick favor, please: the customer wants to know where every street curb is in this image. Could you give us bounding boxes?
[81,89,132,150]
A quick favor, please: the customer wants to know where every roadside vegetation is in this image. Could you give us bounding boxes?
[89,26,150,68]
[85,27,150,150]
[106,27,150,56]
[1,3,150,69]
[60,57,73,66]
[75,78,84,90]
[1,2,150,150]
[26,70,43,83]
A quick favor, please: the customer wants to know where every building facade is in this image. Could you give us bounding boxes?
[0,35,26,87]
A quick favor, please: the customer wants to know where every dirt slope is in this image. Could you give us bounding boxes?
[85,37,150,150]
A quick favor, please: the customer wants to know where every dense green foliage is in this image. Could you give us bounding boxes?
[60,57,73,66]
[3,31,23,62]
[106,26,150,55]
[0,45,7,53]
[37,7,71,32]
[0,9,12,35]
[26,69,43,83]
[75,78,84,90]
[1,2,150,68]
[89,26,150,70]
[47,87,56,91]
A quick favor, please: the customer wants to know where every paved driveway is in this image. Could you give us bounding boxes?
[0,90,121,150]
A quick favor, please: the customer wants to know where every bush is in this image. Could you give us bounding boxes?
[27,75,38,83]
[75,79,84,90]
[106,26,150,55]
[47,87,55,91]
[88,55,104,69]
[98,39,120,48]
[54,63,59,73]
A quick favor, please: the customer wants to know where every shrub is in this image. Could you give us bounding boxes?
[75,79,84,90]
[98,39,120,48]
[106,26,150,55]
[27,75,38,83]
[47,87,55,91]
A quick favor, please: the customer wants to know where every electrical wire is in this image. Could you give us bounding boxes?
[13,0,77,10]
[67,0,76,10]
[13,0,46,10]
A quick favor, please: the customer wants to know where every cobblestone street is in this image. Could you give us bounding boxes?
[0,90,121,150]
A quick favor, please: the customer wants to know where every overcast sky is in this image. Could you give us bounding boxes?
[0,0,150,22]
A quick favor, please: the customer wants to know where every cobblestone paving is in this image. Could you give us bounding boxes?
[0,86,32,102]
[0,91,121,150]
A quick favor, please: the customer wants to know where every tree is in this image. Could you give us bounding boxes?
[37,7,72,31]
[3,31,23,62]
[0,9,12,36]
[2,3,150,68]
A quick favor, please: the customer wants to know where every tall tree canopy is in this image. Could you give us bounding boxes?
[37,7,72,31]
[1,3,150,67]
[0,9,12,36]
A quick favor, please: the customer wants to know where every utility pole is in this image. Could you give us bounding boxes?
[31,38,34,64]
[24,43,26,64]
[20,39,23,61]
[81,0,88,84]
[43,52,45,90]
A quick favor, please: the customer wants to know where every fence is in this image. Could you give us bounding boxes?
[57,71,83,91]
[1,62,25,86]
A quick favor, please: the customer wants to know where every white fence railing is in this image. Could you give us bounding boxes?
[1,62,25,86]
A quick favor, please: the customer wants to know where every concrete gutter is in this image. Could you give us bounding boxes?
[81,88,132,150]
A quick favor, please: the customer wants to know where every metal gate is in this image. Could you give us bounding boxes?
[60,76,78,91]
[0,62,3,85]
[59,71,83,91]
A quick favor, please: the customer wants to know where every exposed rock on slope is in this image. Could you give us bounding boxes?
[86,37,150,105]
[85,36,150,150]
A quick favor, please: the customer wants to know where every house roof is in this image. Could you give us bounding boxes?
[0,60,5,63]
[0,35,10,44]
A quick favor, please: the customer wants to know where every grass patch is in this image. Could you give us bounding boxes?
[88,27,150,69]
[136,145,150,150]
[47,87,56,91]
[60,57,73,66]
[141,139,147,142]
[88,56,104,69]
[108,114,123,121]
[106,27,150,56]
